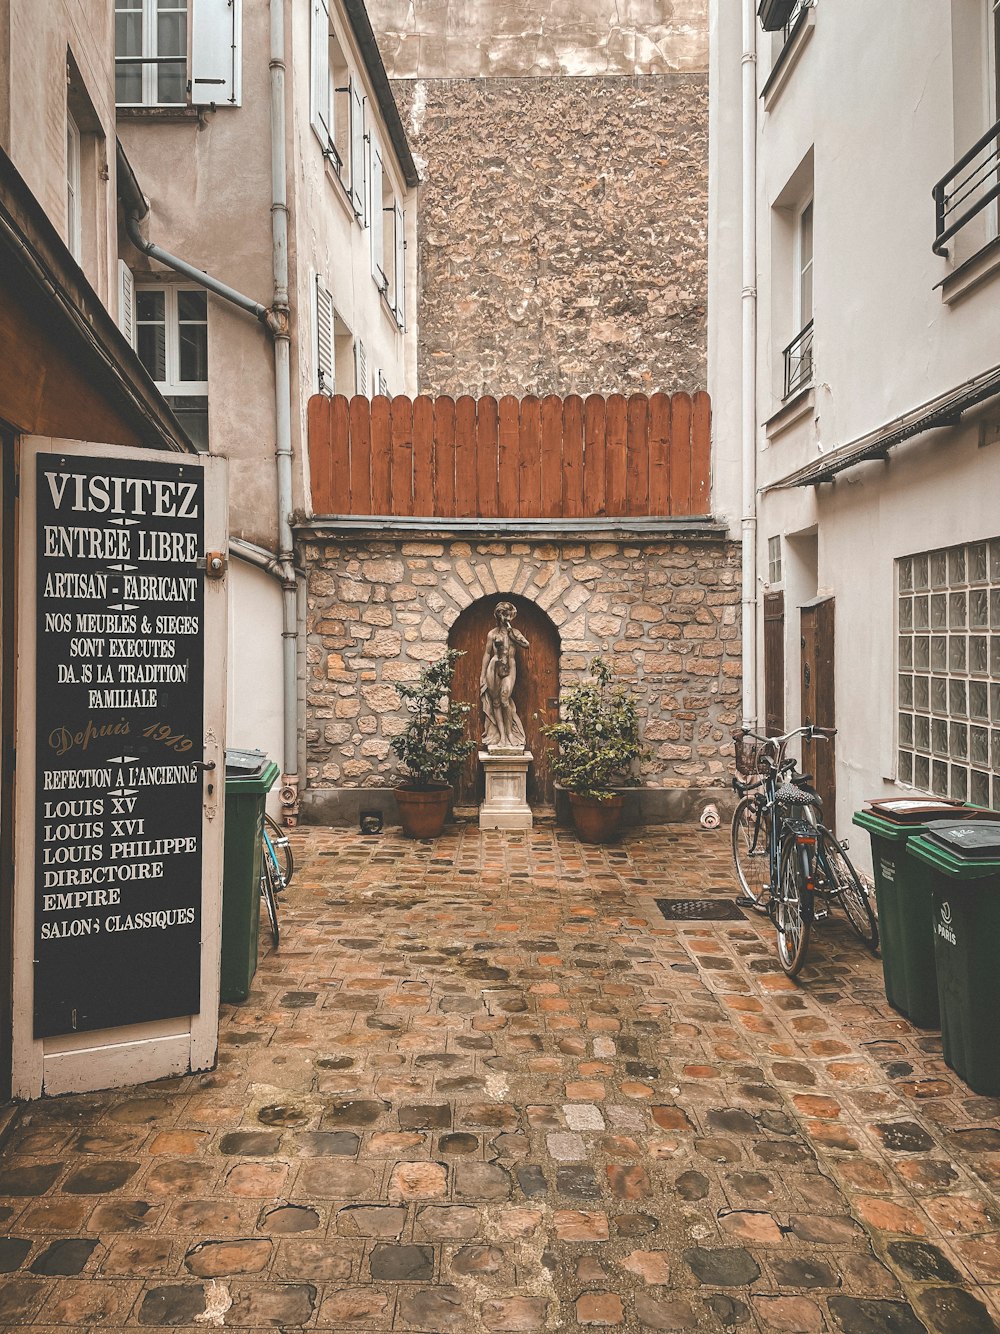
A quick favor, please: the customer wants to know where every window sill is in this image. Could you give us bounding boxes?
[379,288,403,331]
[761,7,815,112]
[324,157,359,225]
[765,384,815,442]
[116,105,202,123]
[937,234,1000,306]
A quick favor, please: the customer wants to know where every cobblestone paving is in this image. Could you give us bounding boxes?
[1,823,999,1331]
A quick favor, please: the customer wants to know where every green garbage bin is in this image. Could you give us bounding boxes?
[852,801,970,1028]
[910,821,1000,1097]
[222,749,280,1004]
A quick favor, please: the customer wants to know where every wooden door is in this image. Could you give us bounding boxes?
[763,591,785,738]
[800,597,836,828]
[449,595,560,806]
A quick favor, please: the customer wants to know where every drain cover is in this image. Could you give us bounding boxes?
[655,898,746,922]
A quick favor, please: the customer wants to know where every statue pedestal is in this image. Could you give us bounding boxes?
[479,750,533,832]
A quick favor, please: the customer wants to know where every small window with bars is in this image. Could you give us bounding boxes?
[897,538,1000,808]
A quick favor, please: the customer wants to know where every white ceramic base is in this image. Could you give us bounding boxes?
[479,750,533,831]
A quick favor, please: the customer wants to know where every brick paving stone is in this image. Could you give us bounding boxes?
[0,823,998,1329]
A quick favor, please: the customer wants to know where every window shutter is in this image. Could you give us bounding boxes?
[191,0,242,106]
[378,370,389,397]
[349,77,365,219]
[311,0,331,144]
[118,259,136,349]
[370,139,384,288]
[315,276,334,394]
[354,337,367,396]
[393,204,406,328]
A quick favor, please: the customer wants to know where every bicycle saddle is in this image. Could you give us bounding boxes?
[776,782,822,807]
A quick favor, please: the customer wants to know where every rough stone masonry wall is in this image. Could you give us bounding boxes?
[393,76,708,398]
[302,536,740,800]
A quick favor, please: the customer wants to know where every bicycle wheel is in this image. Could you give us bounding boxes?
[263,813,294,888]
[260,858,280,949]
[820,830,878,952]
[775,838,812,978]
[731,796,770,909]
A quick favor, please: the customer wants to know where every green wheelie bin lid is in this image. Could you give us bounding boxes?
[225,748,279,793]
[910,821,1000,878]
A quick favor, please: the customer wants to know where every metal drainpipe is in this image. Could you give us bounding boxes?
[269,0,300,823]
[741,0,759,732]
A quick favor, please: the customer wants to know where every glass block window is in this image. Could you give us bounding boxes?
[897,538,1000,808]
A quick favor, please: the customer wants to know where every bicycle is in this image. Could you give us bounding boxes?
[731,726,878,977]
[259,813,293,949]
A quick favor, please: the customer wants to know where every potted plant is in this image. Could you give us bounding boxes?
[544,656,647,843]
[391,649,475,838]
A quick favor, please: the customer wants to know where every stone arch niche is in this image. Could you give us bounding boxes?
[449,594,561,807]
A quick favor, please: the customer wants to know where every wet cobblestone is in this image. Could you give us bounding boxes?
[1,821,999,1329]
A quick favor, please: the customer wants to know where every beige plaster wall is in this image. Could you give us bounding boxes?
[365,0,708,77]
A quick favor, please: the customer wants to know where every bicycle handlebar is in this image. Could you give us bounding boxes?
[735,724,836,745]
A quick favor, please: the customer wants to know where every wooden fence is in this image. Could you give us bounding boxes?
[308,391,711,520]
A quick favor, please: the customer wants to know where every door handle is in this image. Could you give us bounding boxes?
[803,664,811,688]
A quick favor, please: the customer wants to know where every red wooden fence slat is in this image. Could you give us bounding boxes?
[328,395,350,511]
[605,393,628,517]
[518,395,542,518]
[308,396,333,513]
[626,394,650,516]
[670,391,693,517]
[412,396,434,516]
[347,395,371,514]
[368,396,391,515]
[562,394,585,519]
[648,392,672,517]
[583,394,606,517]
[540,394,563,518]
[390,396,414,516]
[692,390,712,515]
[477,395,500,517]
[454,395,478,518]
[498,395,519,517]
[434,396,456,517]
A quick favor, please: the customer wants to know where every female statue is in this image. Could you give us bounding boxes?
[480,601,530,751]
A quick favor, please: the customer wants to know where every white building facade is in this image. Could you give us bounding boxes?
[710,1,1000,855]
[116,0,419,816]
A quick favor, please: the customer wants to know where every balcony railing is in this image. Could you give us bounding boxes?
[758,0,812,38]
[932,117,1000,256]
[783,320,814,400]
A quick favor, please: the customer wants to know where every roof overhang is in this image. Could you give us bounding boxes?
[342,0,420,189]
[767,362,1000,489]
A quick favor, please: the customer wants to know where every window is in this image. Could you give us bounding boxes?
[116,0,240,108]
[782,198,814,399]
[369,135,406,329]
[66,111,82,262]
[312,0,364,217]
[136,285,209,449]
[896,539,1000,808]
[768,536,783,586]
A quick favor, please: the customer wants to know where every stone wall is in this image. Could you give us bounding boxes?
[300,533,740,820]
[395,75,708,398]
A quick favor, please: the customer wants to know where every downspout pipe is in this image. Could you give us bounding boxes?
[269,0,300,820]
[740,0,759,731]
[117,144,268,323]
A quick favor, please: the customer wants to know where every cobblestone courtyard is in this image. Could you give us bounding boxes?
[1,823,999,1331]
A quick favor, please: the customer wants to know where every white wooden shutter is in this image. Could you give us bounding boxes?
[311,0,331,144]
[370,140,384,288]
[354,338,367,396]
[118,259,136,348]
[393,203,406,328]
[191,0,242,106]
[349,77,365,219]
[378,370,389,397]
[315,277,334,394]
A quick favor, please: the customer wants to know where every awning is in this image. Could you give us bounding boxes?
[769,361,1000,489]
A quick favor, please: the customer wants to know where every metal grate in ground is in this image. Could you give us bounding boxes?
[654,896,747,921]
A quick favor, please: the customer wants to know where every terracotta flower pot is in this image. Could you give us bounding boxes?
[568,791,625,844]
[395,784,452,838]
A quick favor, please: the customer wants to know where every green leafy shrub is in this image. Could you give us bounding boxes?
[543,656,648,800]
[391,650,475,789]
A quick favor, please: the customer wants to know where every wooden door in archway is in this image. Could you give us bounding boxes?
[449,594,560,807]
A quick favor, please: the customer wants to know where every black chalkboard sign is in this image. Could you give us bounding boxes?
[34,453,205,1037]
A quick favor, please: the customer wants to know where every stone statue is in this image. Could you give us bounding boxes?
[480,601,530,752]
